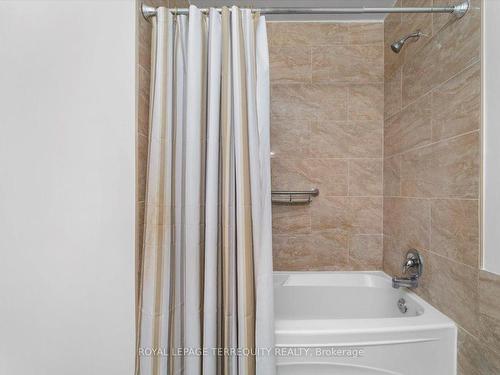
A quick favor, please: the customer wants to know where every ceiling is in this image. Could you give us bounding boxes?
[191,0,398,21]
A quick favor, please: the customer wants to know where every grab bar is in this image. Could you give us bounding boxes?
[271,188,319,204]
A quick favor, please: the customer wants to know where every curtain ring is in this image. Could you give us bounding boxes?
[251,0,259,18]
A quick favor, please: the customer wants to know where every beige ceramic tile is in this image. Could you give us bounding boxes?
[348,22,384,45]
[430,199,479,267]
[381,5,490,368]
[270,120,310,158]
[267,20,385,273]
[272,235,311,271]
[418,249,480,337]
[383,197,430,250]
[138,92,150,137]
[348,84,384,121]
[349,122,384,157]
[269,46,311,84]
[478,344,500,374]
[384,67,402,119]
[272,204,311,235]
[457,328,485,375]
[432,0,469,34]
[266,22,349,47]
[400,131,480,198]
[348,159,383,196]
[431,62,481,141]
[478,314,500,356]
[138,65,150,99]
[310,230,350,267]
[271,158,314,191]
[311,229,349,249]
[137,134,148,202]
[271,84,348,121]
[311,196,351,232]
[384,93,432,156]
[383,156,401,197]
[137,0,154,71]
[273,234,347,271]
[296,159,348,196]
[310,121,383,158]
[312,45,383,83]
[349,234,383,269]
[384,41,404,81]
[384,0,404,78]
[271,158,347,195]
[384,0,402,26]
[350,197,383,234]
[382,234,406,276]
[400,0,433,61]
[310,122,346,158]
[402,0,480,106]
[479,270,500,322]
[389,0,437,64]
[138,23,152,71]
[136,201,145,242]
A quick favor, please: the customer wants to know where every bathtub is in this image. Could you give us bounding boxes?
[274,271,457,375]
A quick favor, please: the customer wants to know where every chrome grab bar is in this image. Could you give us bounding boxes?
[271,188,319,204]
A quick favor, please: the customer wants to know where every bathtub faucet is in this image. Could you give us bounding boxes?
[392,250,423,289]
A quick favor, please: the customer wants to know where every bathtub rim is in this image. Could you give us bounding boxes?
[274,270,456,337]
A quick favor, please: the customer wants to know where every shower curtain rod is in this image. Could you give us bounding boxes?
[141,1,469,20]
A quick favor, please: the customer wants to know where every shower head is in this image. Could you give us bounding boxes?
[390,31,423,54]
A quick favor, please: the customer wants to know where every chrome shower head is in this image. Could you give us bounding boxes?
[390,31,423,54]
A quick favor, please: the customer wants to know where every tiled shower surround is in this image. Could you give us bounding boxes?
[136,3,500,372]
[268,22,385,271]
[268,5,500,371]
[383,0,500,373]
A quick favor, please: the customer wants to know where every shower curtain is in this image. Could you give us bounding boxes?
[138,5,274,375]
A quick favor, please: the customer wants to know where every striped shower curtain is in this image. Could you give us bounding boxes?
[137,5,275,375]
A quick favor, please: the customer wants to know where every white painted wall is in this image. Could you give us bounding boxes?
[483,0,500,275]
[0,1,136,374]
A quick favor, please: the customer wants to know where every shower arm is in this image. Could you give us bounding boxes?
[401,31,424,44]
[141,1,469,21]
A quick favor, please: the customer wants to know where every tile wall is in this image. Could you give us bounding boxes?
[383,0,500,372]
[268,22,385,271]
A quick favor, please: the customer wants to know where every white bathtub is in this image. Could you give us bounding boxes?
[274,271,457,375]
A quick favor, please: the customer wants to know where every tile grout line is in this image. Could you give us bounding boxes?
[395,59,480,114]
[383,196,480,201]
[422,247,480,273]
[384,129,480,159]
